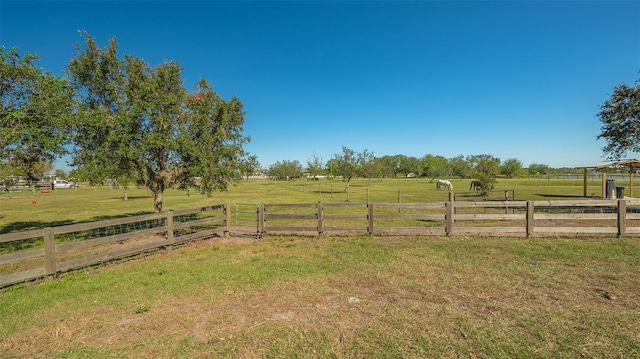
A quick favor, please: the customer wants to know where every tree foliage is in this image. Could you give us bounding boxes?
[65,34,249,213]
[330,146,358,187]
[1,46,72,183]
[422,154,449,182]
[597,76,640,159]
[305,153,324,179]
[500,158,523,178]
[267,160,303,180]
[239,155,261,180]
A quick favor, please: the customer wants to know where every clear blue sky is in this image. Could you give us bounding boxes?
[2,1,639,170]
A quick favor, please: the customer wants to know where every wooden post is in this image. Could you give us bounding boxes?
[526,201,534,238]
[224,204,232,237]
[445,201,453,236]
[258,204,265,237]
[583,168,588,197]
[44,227,56,275]
[366,188,369,202]
[368,203,374,235]
[166,211,175,242]
[449,192,456,215]
[317,202,324,235]
[602,170,607,199]
[618,199,626,238]
[630,167,635,198]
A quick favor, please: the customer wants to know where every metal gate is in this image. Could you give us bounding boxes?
[235,203,260,238]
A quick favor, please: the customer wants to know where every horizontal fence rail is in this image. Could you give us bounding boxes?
[261,199,640,238]
[3,199,640,288]
[0,204,230,287]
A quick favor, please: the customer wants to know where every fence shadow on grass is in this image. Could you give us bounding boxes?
[0,211,154,234]
[0,220,76,234]
[537,193,586,199]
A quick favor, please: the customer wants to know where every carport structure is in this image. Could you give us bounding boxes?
[577,159,640,198]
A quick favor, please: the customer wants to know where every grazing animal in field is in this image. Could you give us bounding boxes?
[470,180,482,191]
[436,179,453,191]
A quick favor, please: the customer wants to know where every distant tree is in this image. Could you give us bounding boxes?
[306,153,324,179]
[239,154,261,180]
[66,34,249,213]
[267,160,303,180]
[468,154,501,176]
[397,155,422,177]
[528,163,549,175]
[54,169,68,180]
[449,155,472,179]
[1,46,73,184]
[500,158,524,178]
[596,74,640,159]
[375,155,401,179]
[331,146,358,191]
[422,154,449,182]
[356,149,376,183]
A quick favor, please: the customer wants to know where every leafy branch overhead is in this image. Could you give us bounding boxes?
[597,75,640,160]
[65,33,249,213]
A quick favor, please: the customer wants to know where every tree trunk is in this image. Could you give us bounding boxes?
[153,189,164,213]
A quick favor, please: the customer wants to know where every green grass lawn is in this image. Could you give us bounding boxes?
[1,236,639,358]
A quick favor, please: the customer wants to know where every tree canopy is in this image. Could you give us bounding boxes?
[65,34,249,213]
[597,75,640,160]
[1,46,72,183]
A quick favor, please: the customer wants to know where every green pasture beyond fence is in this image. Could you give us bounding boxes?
[2,198,640,288]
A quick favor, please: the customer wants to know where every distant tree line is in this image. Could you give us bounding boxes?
[264,146,565,193]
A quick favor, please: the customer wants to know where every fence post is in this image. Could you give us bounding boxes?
[445,201,453,236]
[618,199,626,238]
[225,204,232,237]
[258,204,265,236]
[166,211,175,242]
[317,202,324,235]
[366,188,369,202]
[449,192,456,215]
[44,227,56,275]
[368,203,374,235]
[526,201,534,238]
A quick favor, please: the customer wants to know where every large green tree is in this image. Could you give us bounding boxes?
[421,154,449,182]
[1,46,72,184]
[500,158,524,178]
[66,34,249,213]
[597,75,640,159]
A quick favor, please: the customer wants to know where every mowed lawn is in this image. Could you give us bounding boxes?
[1,177,639,358]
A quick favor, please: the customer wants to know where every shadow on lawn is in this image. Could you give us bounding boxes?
[0,211,153,234]
[536,193,587,199]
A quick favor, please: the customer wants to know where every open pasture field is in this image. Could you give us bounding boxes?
[1,235,639,358]
[1,177,640,357]
[0,177,616,234]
